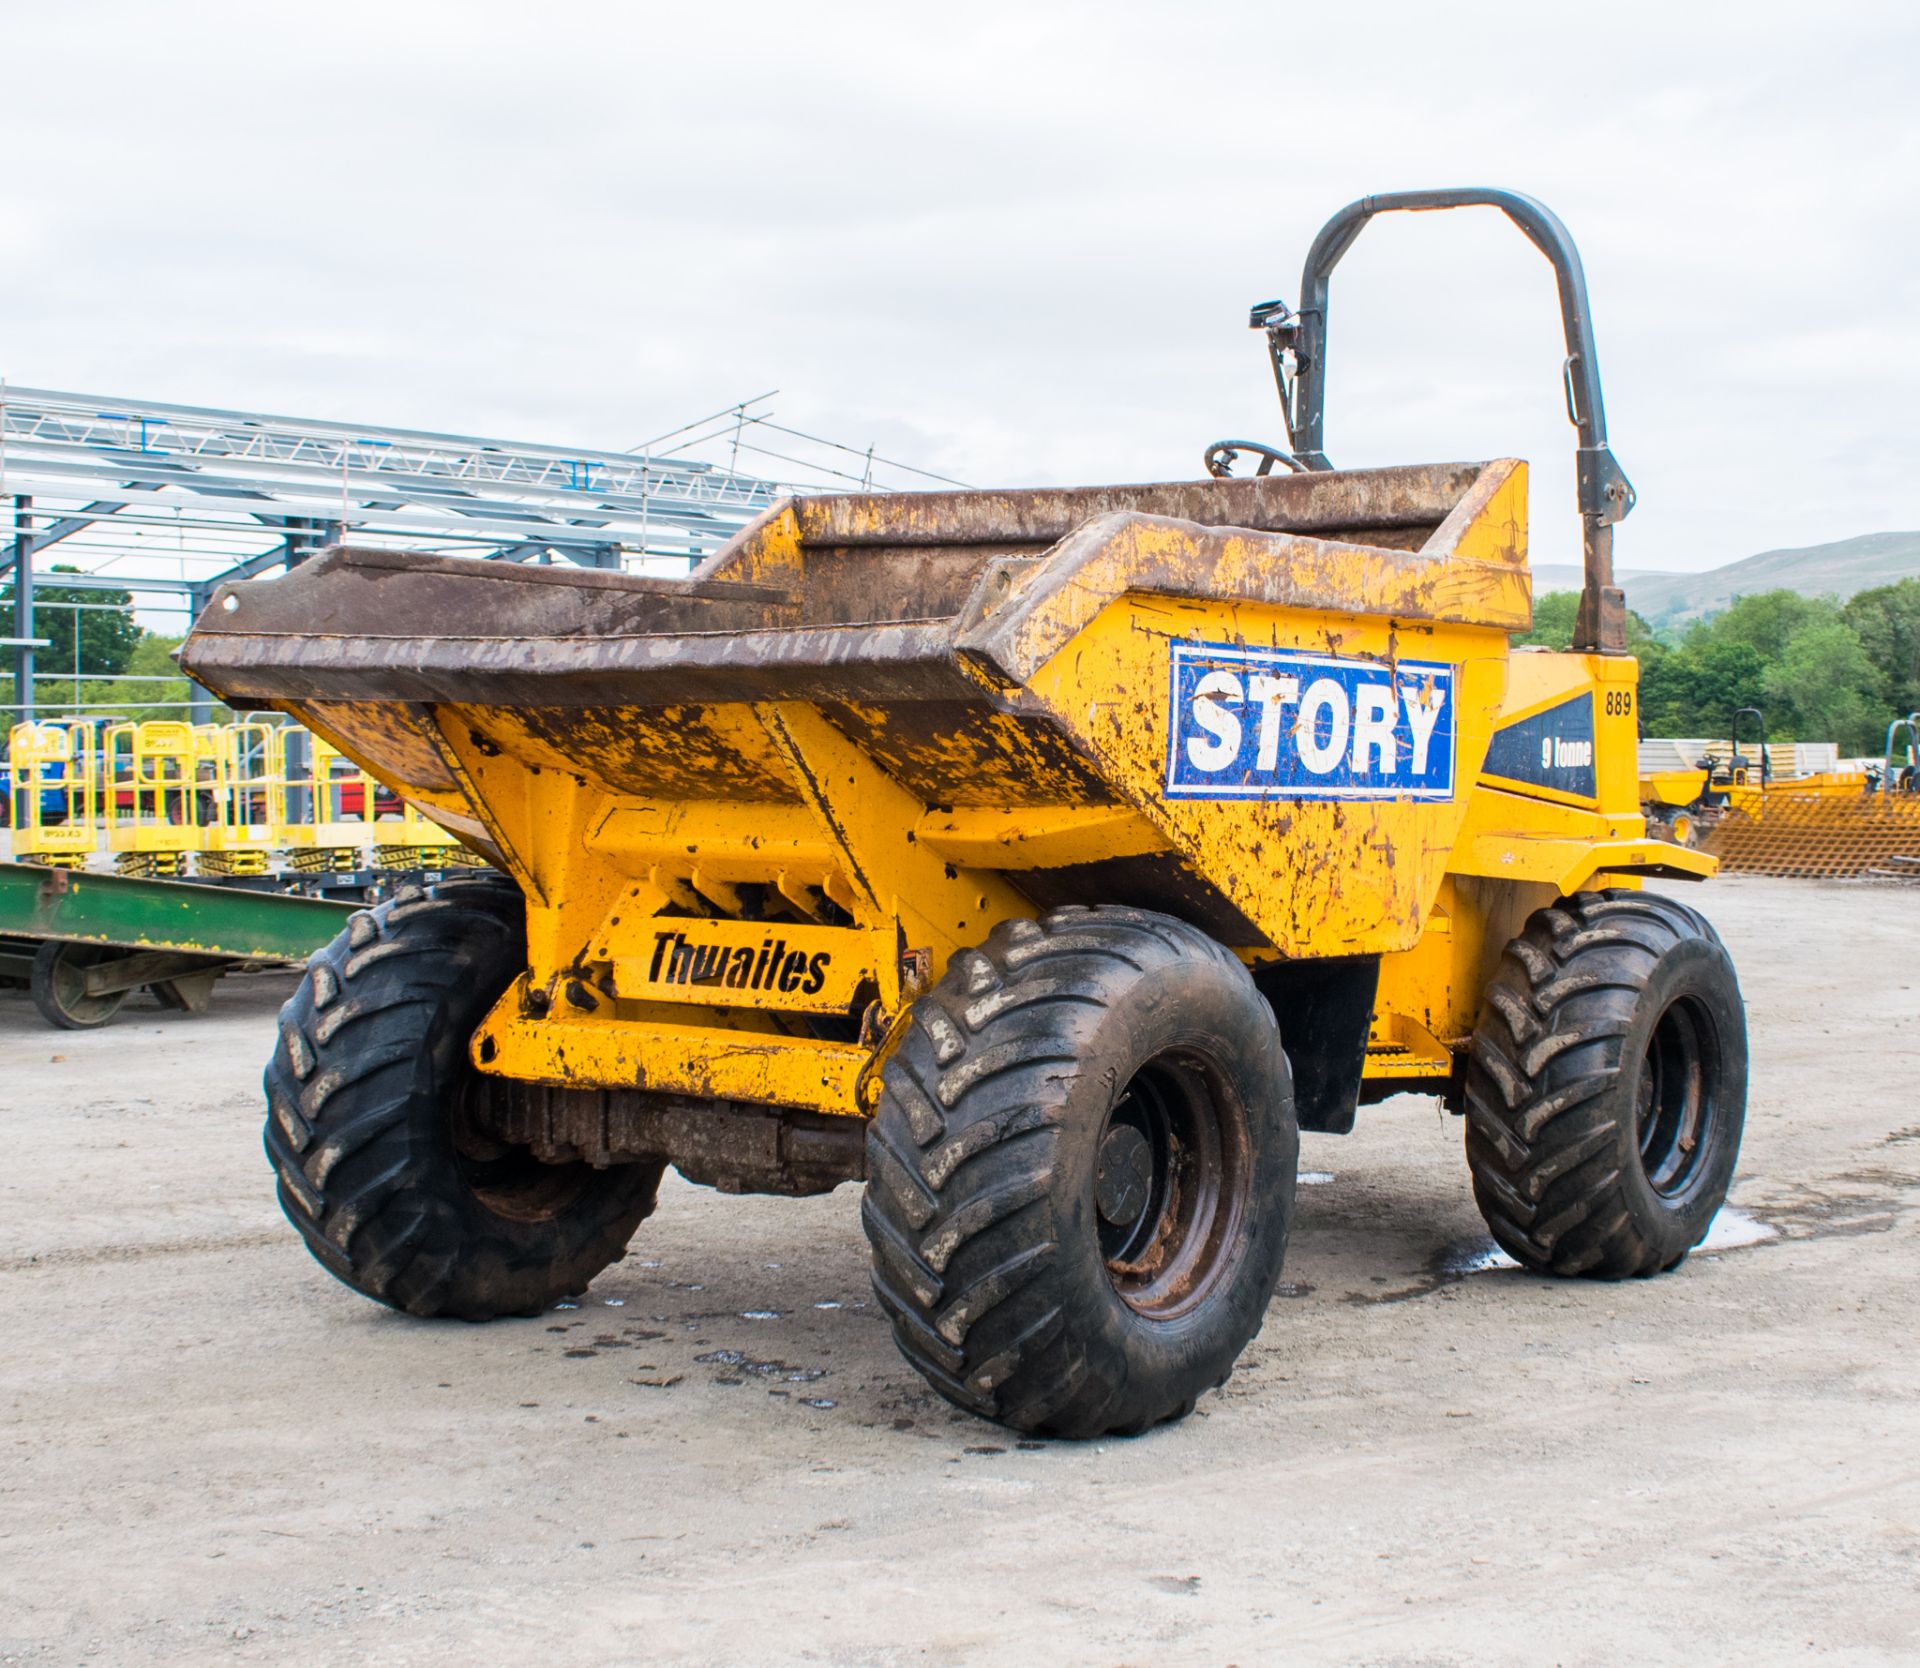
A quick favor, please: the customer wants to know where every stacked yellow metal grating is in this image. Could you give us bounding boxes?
[1701,791,1920,879]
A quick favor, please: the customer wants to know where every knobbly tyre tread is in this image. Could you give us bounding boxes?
[862,905,1296,1439]
[263,871,662,1320]
[1464,889,1747,1280]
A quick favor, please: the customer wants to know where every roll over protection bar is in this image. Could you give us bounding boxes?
[1268,188,1636,654]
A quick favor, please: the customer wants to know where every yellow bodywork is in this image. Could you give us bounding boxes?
[180,457,1715,1122]
[1640,768,1709,812]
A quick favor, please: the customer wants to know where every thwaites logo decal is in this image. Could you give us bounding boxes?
[1480,693,1597,799]
[1165,642,1456,801]
[611,919,872,1014]
[646,929,831,996]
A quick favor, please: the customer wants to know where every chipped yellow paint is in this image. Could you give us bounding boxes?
[978,459,1532,691]
[749,701,1034,973]
[472,985,869,1111]
[915,805,1168,868]
[1022,597,1510,957]
[200,456,1706,1117]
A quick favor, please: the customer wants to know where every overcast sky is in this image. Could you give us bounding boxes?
[5,0,1915,575]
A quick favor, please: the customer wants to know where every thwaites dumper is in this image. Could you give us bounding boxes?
[182,189,1749,1439]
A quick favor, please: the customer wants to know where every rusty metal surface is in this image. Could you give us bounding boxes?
[0,858,355,959]
[1004,852,1266,945]
[821,699,1117,808]
[507,703,804,802]
[475,1078,866,1196]
[782,464,1467,548]
[178,463,1495,716]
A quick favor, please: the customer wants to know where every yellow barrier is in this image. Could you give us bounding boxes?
[6,720,101,866]
[278,731,381,872]
[101,721,206,877]
[7,717,479,879]
[197,719,282,877]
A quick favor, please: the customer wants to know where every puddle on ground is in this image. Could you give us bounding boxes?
[1438,1205,1777,1279]
[1358,1204,1781,1305]
[1439,1242,1520,1277]
[1698,1205,1779,1251]
[694,1348,826,1383]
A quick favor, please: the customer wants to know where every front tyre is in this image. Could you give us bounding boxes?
[264,873,663,1319]
[1465,890,1748,1278]
[862,906,1297,1439]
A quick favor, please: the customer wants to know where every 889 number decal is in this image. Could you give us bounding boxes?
[1604,689,1634,717]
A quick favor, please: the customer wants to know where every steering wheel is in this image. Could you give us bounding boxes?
[1204,439,1307,479]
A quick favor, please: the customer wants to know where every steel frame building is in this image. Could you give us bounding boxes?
[2,386,805,724]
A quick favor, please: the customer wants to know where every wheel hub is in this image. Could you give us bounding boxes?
[1095,1053,1250,1319]
[1635,996,1716,1199]
[1095,1124,1154,1227]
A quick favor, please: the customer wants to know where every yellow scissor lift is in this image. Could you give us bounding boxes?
[5,715,489,1028]
[100,721,207,879]
[273,729,476,879]
[8,716,480,887]
[6,720,102,867]
[195,719,281,879]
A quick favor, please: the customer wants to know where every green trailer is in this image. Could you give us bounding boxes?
[0,862,357,1029]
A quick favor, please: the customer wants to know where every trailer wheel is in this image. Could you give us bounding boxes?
[1465,890,1748,1279]
[862,906,1297,1439]
[31,940,131,1029]
[263,872,663,1320]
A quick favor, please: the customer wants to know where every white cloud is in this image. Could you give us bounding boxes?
[3,0,1914,573]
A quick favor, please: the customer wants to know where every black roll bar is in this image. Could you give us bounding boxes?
[1278,188,1636,654]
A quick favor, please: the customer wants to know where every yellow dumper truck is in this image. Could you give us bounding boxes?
[182,189,1748,1439]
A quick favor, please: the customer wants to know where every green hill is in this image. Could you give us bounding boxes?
[1532,531,1920,628]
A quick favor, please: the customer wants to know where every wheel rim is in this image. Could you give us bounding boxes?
[43,944,128,1026]
[1095,1051,1251,1319]
[1634,995,1721,1199]
[451,1076,600,1224]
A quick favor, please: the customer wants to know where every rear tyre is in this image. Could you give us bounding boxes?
[862,906,1297,1439]
[264,872,663,1319]
[31,940,130,1029]
[1465,890,1748,1279]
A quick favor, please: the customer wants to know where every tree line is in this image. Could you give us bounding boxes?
[1,570,204,726]
[8,568,1920,758]
[1517,580,1920,754]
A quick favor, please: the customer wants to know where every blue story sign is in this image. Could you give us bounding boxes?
[1164,641,1456,801]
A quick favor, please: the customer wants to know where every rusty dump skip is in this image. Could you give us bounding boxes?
[183,461,1514,720]
[181,458,1534,996]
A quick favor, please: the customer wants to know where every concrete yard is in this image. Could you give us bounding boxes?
[2,875,1917,1667]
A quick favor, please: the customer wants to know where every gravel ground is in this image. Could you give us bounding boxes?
[2,876,1916,1666]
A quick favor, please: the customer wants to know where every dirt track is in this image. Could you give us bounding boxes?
[3,876,1917,1666]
